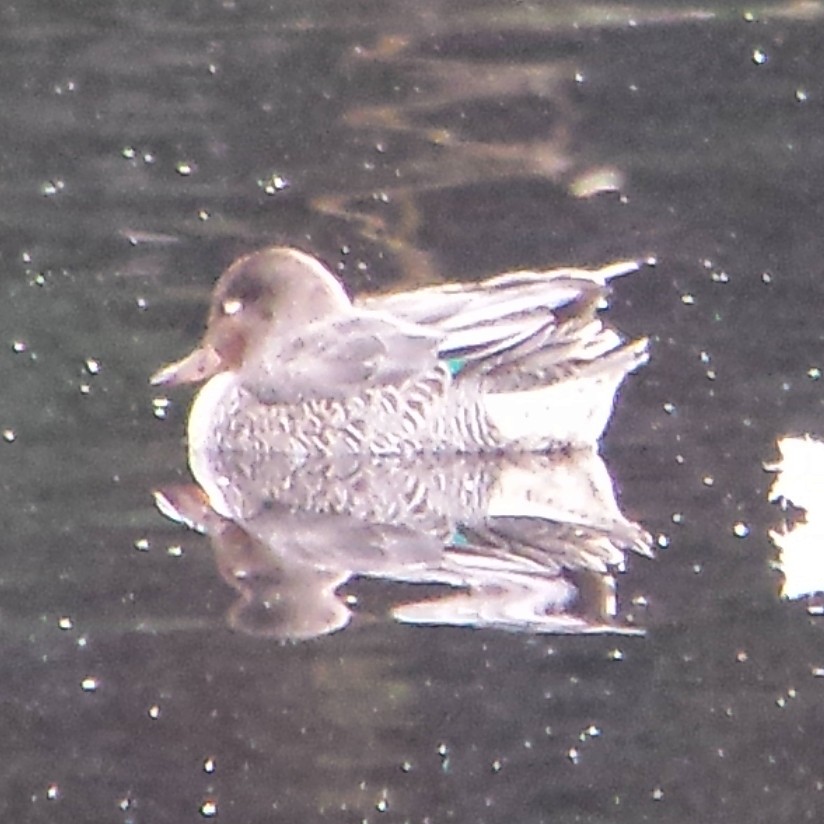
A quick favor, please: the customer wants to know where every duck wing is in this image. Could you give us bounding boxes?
[242,313,443,404]
[358,260,641,372]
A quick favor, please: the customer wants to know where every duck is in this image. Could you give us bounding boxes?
[151,247,648,466]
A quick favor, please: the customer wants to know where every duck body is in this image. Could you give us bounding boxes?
[153,248,648,466]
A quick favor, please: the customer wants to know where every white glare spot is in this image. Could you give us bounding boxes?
[148,704,161,719]
[3,429,15,443]
[258,173,290,195]
[203,757,216,773]
[732,522,750,538]
[41,180,65,197]
[46,784,60,800]
[152,397,170,419]
[200,799,218,817]
[81,676,99,692]
[176,161,194,176]
[752,49,767,65]
[222,299,243,316]
[58,616,73,630]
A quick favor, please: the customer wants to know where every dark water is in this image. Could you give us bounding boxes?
[4,1,824,821]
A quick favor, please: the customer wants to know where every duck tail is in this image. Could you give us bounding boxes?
[482,337,648,448]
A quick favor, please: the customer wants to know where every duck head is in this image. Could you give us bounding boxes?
[151,247,352,386]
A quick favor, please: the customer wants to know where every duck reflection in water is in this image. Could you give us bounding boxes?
[156,450,651,640]
[153,248,652,639]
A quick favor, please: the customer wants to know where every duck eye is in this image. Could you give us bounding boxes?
[222,298,243,316]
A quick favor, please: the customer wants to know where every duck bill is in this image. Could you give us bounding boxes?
[150,345,224,387]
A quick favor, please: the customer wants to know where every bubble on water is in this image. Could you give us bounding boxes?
[258,173,290,195]
[732,522,750,538]
[152,397,171,419]
[41,179,65,197]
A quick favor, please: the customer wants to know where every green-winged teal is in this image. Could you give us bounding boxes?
[152,247,648,462]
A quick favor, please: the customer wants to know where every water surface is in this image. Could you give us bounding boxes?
[3,2,824,822]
